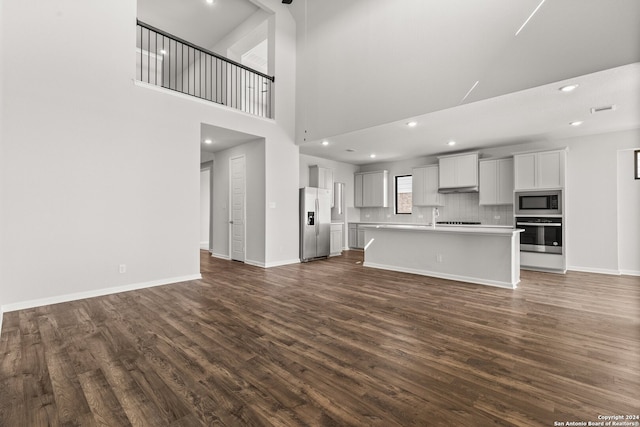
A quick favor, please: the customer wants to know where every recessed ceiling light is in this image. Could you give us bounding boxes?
[569,121,583,126]
[447,141,456,146]
[206,0,214,4]
[559,84,579,92]
[370,154,376,159]
[407,121,417,127]
[321,140,329,146]
[160,49,167,55]
[204,139,213,144]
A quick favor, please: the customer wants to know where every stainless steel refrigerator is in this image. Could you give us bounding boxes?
[300,187,331,261]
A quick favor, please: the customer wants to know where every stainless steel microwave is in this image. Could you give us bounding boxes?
[515,190,562,215]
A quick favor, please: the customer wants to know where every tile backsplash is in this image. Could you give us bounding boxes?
[359,192,514,226]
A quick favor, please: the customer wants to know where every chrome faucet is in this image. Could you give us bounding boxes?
[431,207,439,228]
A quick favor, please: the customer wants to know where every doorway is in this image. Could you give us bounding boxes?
[200,166,211,251]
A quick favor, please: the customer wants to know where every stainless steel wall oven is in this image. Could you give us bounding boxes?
[516,217,563,254]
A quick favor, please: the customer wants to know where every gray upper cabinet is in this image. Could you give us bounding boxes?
[413,165,444,206]
[479,158,514,205]
[309,165,334,206]
[354,170,388,208]
[514,150,566,190]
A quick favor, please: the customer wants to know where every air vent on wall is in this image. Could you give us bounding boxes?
[591,105,617,114]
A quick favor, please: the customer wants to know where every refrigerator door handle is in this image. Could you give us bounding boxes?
[315,198,319,236]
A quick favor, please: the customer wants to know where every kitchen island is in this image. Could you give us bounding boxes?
[360,224,522,288]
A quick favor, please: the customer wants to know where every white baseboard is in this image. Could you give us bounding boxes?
[1,274,202,313]
[619,269,640,276]
[229,258,299,268]
[363,262,518,289]
[245,259,265,268]
[211,252,230,260]
[567,265,621,276]
[0,307,3,337]
[200,241,209,250]
[264,259,300,268]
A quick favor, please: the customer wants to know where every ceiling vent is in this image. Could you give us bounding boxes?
[590,105,617,114]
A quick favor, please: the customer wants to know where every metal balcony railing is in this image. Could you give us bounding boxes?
[136,20,274,119]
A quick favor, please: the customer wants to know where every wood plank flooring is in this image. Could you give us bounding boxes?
[1,250,639,426]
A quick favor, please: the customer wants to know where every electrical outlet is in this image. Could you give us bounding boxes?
[494,215,501,220]
[436,254,443,263]
[119,264,126,274]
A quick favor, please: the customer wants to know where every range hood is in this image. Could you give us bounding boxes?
[438,186,479,194]
[437,152,480,194]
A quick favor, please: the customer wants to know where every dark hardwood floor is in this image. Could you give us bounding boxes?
[1,250,639,426]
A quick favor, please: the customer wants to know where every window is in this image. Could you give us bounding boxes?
[635,150,640,180]
[395,175,412,214]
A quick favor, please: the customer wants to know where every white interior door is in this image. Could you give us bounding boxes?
[200,168,211,250]
[230,156,246,262]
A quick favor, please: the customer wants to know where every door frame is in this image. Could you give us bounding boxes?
[200,161,213,253]
[229,154,246,262]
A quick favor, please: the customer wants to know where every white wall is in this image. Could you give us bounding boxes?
[210,139,266,264]
[0,0,4,333]
[212,9,271,61]
[263,4,300,267]
[0,0,299,312]
[1,0,201,308]
[617,148,640,275]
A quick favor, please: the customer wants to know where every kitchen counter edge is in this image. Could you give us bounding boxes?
[358,223,522,236]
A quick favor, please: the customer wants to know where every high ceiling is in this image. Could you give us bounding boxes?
[299,63,640,164]
[290,0,640,164]
[137,0,259,51]
[145,1,640,163]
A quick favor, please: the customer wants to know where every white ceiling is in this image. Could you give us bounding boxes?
[292,0,640,164]
[301,63,640,164]
[137,0,259,51]
[200,124,262,153]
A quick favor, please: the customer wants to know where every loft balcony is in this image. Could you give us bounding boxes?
[136,20,274,119]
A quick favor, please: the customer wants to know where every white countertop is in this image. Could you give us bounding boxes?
[350,221,512,228]
[359,223,522,236]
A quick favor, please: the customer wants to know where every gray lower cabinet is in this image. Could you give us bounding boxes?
[349,224,358,248]
[330,223,343,256]
[349,223,367,249]
[357,227,365,249]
